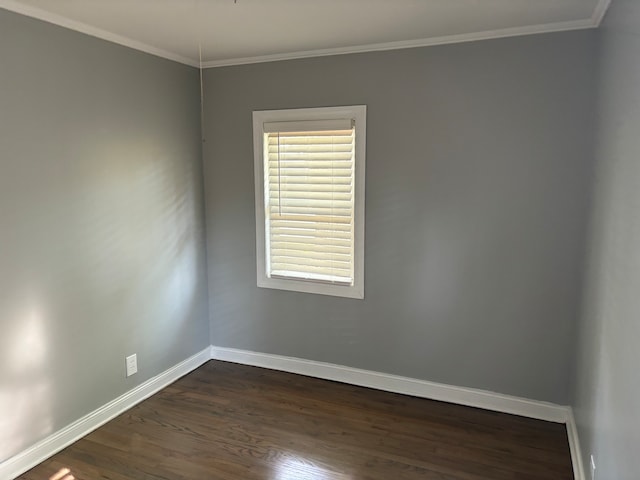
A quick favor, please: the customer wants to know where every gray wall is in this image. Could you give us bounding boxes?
[203,30,596,404]
[0,10,208,463]
[572,1,640,478]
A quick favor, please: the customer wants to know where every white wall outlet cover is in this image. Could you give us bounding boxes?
[126,354,138,377]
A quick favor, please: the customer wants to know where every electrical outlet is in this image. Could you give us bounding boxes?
[126,354,138,377]
[590,454,596,480]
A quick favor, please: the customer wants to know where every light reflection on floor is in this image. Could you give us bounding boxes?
[49,467,74,480]
[275,456,351,480]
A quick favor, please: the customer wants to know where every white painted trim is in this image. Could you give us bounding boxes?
[2,345,583,478]
[591,0,612,26]
[0,0,199,67]
[0,1,602,69]
[202,18,594,68]
[0,347,211,480]
[209,346,569,423]
[566,407,586,480]
[252,106,366,300]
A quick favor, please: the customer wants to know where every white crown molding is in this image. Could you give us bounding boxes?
[0,0,199,67]
[566,407,586,480]
[201,18,595,68]
[1,1,607,69]
[0,347,211,480]
[591,0,612,26]
[210,345,570,423]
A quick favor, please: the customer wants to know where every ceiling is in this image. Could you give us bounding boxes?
[1,0,609,68]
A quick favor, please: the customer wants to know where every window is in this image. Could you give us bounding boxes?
[253,105,366,299]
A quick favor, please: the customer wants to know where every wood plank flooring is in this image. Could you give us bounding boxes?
[18,360,573,480]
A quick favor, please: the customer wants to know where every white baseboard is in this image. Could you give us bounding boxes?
[209,345,569,424]
[566,407,586,480]
[0,347,211,480]
[211,346,587,475]
[4,345,583,480]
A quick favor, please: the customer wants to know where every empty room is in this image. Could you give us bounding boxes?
[0,0,637,479]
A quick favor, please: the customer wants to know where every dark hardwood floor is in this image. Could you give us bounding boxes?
[19,360,573,480]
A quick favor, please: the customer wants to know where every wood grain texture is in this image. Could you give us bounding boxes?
[18,360,573,480]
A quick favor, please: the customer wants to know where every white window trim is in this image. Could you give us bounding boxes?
[253,105,366,299]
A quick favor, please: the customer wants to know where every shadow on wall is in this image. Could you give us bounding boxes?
[80,139,202,341]
[0,136,204,463]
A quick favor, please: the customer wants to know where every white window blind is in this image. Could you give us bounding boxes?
[253,105,365,299]
[264,121,355,285]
